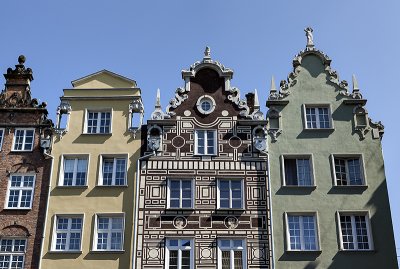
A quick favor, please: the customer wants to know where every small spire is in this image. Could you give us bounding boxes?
[270,76,277,93]
[352,74,359,91]
[204,46,211,59]
[155,88,161,108]
[254,89,260,109]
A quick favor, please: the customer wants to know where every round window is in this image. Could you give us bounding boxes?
[196,95,216,115]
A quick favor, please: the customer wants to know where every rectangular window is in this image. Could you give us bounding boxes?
[61,156,88,186]
[286,214,319,251]
[168,180,193,208]
[0,128,4,151]
[100,156,127,186]
[305,106,331,129]
[283,156,313,186]
[0,238,26,269]
[6,174,35,209]
[195,130,216,155]
[218,239,246,269]
[86,111,111,134]
[12,128,34,151]
[165,239,193,269]
[338,212,373,251]
[218,180,243,209]
[53,216,83,251]
[95,215,124,251]
[333,156,364,186]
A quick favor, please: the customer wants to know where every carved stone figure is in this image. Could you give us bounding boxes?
[305,27,314,47]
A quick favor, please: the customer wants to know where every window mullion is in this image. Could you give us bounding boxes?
[230,249,234,269]
[112,158,117,185]
[351,216,358,250]
[179,180,183,208]
[229,180,233,208]
[22,130,26,149]
[96,112,101,133]
[345,160,350,184]
[107,221,112,250]
[66,218,72,251]
[73,158,78,185]
[299,216,305,250]
[204,131,208,154]
[178,247,182,269]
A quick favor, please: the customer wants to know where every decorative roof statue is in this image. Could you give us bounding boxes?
[304,27,314,47]
[204,46,211,58]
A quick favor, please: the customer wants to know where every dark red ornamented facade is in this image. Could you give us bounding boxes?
[0,56,53,269]
[134,48,271,269]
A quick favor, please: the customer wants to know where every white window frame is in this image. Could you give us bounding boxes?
[0,128,5,151]
[194,130,217,155]
[5,173,36,209]
[284,212,320,251]
[59,155,90,187]
[12,128,35,152]
[217,179,244,210]
[51,214,84,252]
[93,214,125,251]
[217,239,247,269]
[303,104,333,130]
[281,154,315,187]
[84,109,113,134]
[165,238,194,269]
[98,154,128,186]
[0,238,26,269]
[167,179,194,209]
[337,211,374,251]
[330,154,366,186]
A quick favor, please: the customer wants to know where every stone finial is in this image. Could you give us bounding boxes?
[155,88,161,108]
[304,27,314,47]
[352,74,359,91]
[254,89,260,109]
[351,74,363,99]
[18,55,26,65]
[204,46,211,59]
[270,76,277,93]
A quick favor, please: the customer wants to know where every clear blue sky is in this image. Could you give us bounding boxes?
[1,0,399,261]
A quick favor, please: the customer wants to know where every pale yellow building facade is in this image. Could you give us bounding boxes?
[40,70,143,269]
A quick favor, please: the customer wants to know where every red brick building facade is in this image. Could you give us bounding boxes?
[0,56,53,269]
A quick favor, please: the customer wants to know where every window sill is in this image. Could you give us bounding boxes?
[282,185,316,189]
[90,250,125,254]
[339,249,375,253]
[303,128,334,131]
[56,185,88,189]
[286,250,322,254]
[332,185,368,190]
[81,133,112,136]
[216,208,245,211]
[96,185,128,188]
[3,208,32,211]
[166,208,195,211]
[48,250,82,254]
[10,150,34,153]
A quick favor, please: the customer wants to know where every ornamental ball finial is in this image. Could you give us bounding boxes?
[18,55,26,65]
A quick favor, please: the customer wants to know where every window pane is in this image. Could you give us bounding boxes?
[234,250,243,269]
[24,130,34,150]
[181,250,191,268]
[102,159,114,185]
[302,216,317,250]
[297,159,311,186]
[115,159,126,185]
[347,159,362,185]
[87,112,98,133]
[169,250,178,268]
[288,216,301,250]
[335,158,347,185]
[221,251,230,269]
[354,215,369,250]
[284,159,298,185]
[340,215,354,250]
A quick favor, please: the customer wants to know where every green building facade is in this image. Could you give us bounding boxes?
[266,29,398,269]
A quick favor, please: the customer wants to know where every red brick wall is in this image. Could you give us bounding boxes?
[0,111,52,269]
